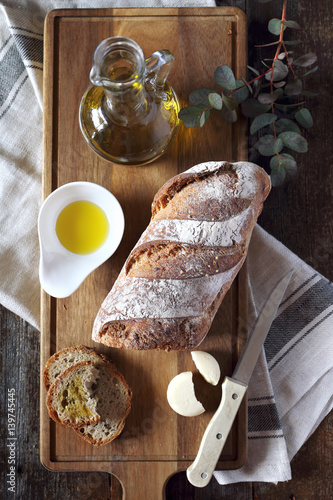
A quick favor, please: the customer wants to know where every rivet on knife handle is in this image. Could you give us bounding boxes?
[186,376,247,488]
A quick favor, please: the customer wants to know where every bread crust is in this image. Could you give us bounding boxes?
[92,161,271,351]
[75,419,126,446]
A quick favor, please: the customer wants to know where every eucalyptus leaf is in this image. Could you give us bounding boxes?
[255,135,282,156]
[253,79,261,98]
[273,60,288,82]
[284,40,302,46]
[281,154,297,174]
[274,138,284,153]
[241,98,270,118]
[199,111,206,127]
[301,90,319,97]
[247,65,260,76]
[233,80,249,103]
[295,108,313,129]
[179,104,209,128]
[256,41,280,48]
[300,65,318,77]
[242,76,254,95]
[284,79,303,96]
[221,105,237,123]
[273,118,301,134]
[189,88,215,107]
[222,92,239,111]
[208,92,223,110]
[178,106,201,127]
[293,52,317,67]
[258,89,283,104]
[250,113,277,135]
[266,59,288,82]
[275,101,306,111]
[214,65,236,90]
[279,131,308,152]
[270,162,286,186]
[275,59,289,73]
[268,18,284,36]
[274,81,286,88]
[282,20,301,29]
[204,108,211,121]
[270,153,297,178]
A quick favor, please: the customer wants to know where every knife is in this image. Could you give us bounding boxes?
[186,269,294,488]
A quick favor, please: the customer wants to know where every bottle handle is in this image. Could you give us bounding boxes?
[145,50,174,90]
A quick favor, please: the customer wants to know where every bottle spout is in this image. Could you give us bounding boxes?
[89,65,103,87]
[145,50,175,90]
[89,37,146,90]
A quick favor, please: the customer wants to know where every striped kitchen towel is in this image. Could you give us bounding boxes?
[0,1,332,486]
[215,224,333,484]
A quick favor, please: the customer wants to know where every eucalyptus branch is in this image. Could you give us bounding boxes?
[178,0,318,186]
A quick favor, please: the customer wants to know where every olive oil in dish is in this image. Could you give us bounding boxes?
[56,200,109,255]
[38,181,124,298]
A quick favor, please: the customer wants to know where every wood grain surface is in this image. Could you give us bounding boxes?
[40,8,248,499]
[1,0,333,499]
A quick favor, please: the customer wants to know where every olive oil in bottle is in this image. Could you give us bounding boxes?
[79,36,180,165]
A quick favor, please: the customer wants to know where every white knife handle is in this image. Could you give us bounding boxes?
[186,376,248,488]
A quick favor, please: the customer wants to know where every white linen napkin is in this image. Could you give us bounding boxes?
[1,1,332,486]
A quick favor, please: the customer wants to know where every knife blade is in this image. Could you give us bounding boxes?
[186,269,293,488]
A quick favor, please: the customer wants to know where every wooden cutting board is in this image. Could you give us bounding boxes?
[40,7,248,499]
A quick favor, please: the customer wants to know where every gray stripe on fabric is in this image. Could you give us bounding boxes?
[249,435,284,440]
[269,308,333,371]
[264,278,333,363]
[279,273,318,307]
[0,36,12,55]
[0,74,28,120]
[0,43,25,107]
[13,34,43,64]
[9,26,43,37]
[248,403,281,432]
[26,65,42,71]
[248,395,274,402]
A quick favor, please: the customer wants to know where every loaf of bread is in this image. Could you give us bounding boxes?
[44,345,132,445]
[92,161,271,351]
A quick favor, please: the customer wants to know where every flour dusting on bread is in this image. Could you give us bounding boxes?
[92,161,271,351]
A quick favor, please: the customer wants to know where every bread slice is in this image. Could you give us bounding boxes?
[74,360,132,446]
[44,345,132,445]
[46,360,101,428]
[43,345,111,391]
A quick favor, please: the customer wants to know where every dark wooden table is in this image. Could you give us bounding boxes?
[1,0,332,498]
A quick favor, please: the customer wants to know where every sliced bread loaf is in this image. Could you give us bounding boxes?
[43,345,132,445]
[46,360,101,428]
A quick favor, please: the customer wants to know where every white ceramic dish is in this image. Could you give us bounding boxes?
[38,181,124,298]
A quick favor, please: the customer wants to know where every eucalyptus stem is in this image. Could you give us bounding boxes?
[178,0,317,186]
